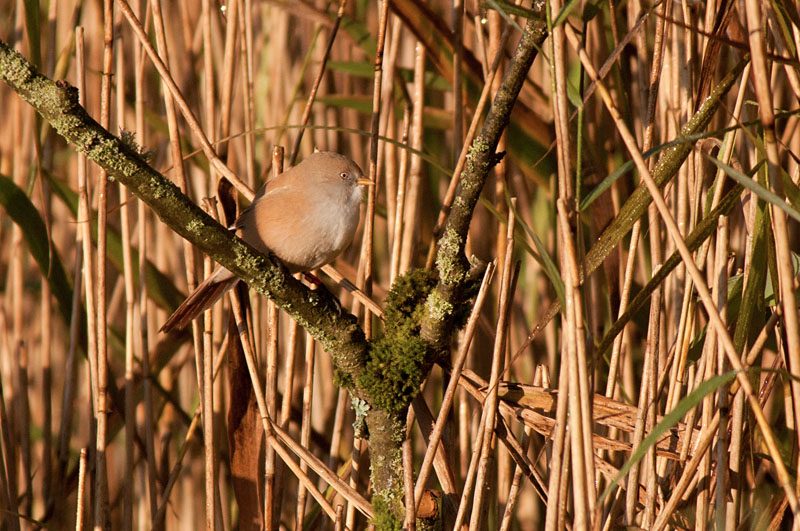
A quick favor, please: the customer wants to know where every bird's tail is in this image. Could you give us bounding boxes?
[160,268,238,332]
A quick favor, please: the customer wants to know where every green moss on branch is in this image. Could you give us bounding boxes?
[358,269,436,414]
[421,15,547,350]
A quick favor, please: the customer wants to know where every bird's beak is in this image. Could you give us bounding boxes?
[357,177,375,186]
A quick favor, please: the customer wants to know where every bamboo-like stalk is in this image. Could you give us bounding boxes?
[425,25,511,269]
[74,27,98,420]
[413,263,495,508]
[294,329,316,530]
[320,265,385,318]
[327,387,348,474]
[274,271,301,523]
[3,1,800,527]
[288,0,348,165]
[225,292,363,524]
[402,439,415,531]
[410,393,459,514]
[153,332,230,526]
[270,420,373,518]
[380,18,401,249]
[265,146,283,530]
[344,433,364,529]
[358,0,388,340]
[469,212,516,530]
[606,3,668,441]
[451,384,491,531]
[0,312,19,531]
[0,421,14,529]
[200,1,217,526]
[239,0,256,187]
[565,23,800,517]
[745,0,800,497]
[9,130,31,530]
[117,39,137,531]
[334,504,344,531]
[696,240,717,531]
[199,215,217,531]
[557,201,590,529]
[544,316,571,531]
[132,0,161,521]
[38,3,58,508]
[92,2,114,527]
[713,217,731,530]
[116,0,254,200]
[451,0,463,167]
[75,448,88,531]
[389,101,411,283]
[218,0,240,166]
[398,42,424,275]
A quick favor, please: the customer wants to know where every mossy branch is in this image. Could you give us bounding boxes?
[0,38,368,382]
[421,13,548,350]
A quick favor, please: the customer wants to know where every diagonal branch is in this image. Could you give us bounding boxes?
[420,12,548,350]
[0,38,368,379]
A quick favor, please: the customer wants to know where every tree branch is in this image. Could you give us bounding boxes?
[421,12,548,350]
[0,38,368,379]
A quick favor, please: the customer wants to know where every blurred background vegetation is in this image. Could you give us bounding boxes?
[1,0,799,529]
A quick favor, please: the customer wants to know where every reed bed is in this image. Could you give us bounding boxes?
[0,0,799,529]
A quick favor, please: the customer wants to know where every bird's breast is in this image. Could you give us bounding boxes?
[241,185,362,272]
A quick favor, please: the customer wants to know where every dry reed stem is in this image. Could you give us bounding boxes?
[409,395,458,512]
[544,315,570,531]
[129,2,161,520]
[238,0,257,187]
[218,0,240,165]
[0,312,19,531]
[265,146,284,529]
[402,439,415,530]
[227,292,342,522]
[289,0,349,165]
[469,208,516,529]
[398,42,424,275]
[745,0,800,501]
[498,425,532,531]
[294,327,317,530]
[389,97,411,282]
[117,40,136,531]
[75,448,88,531]
[2,1,799,528]
[413,262,495,508]
[713,217,731,529]
[557,201,590,528]
[198,211,217,531]
[74,27,98,419]
[320,265,385,318]
[426,26,511,269]
[91,3,114,528]
[153,330,229,526]
[344,2,392,519]
[223,288,373,525]
[565,23,800,518]
[489,11,509,278]
[116,0,254,201]
[270,420,373,519]
[451,387,490,530]
[357,0,389,341]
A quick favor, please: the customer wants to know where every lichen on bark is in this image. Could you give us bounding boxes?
[420,14,548,352]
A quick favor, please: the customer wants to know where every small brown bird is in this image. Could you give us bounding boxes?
[160,151,370,332]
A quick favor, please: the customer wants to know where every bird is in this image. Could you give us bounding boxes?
[160,151,371,332]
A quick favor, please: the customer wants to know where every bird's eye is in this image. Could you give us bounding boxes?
[340,172,349,180]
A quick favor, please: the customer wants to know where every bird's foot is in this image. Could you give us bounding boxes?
[303,272,324,287]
